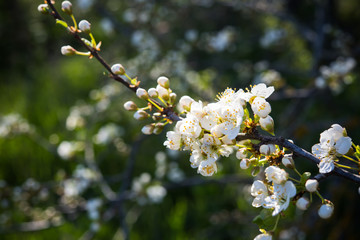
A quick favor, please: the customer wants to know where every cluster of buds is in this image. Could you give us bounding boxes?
[123,75,177,135]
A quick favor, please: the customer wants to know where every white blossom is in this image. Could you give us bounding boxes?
[254,233,272,240]
[264,181,296,216]
[265,166,288,185]
[146,185,167,203]
[197,158,217,176]
[251,180,269,208]
[296,197,310,210]
[305,179,319,192]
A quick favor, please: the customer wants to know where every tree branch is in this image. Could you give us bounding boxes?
[236,132,360,184]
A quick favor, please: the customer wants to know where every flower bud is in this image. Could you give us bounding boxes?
[296,197,310,210]
[152,112,162,121]
[153,123,165,135]
[38,4,49,14]
[251,166,260,176]
[282,154,295,169]
[133,110,149,120]
[178,96,194,112]
[61,1,73,15]
[157,76,170,89]
[111,64,126,75]
[268,144,276,154]
[236,148,247,159]
[61,45,76,56]
[169,93,177,104]
[156,85,169,101]
[136,88,149,100]
[123,101,138,111]
[79,20,91,33]
[305,179,319,192]
[148,88,158,98]
[318,203,334,219]
[259,144,270,155]
[240,159,250,169]
[259,115,274,134]
[141,124,155,135]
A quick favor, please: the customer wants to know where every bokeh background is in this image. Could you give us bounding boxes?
[1,0,360,239]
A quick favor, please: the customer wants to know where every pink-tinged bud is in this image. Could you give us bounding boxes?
[123,101,138,111]
[61,1,73,15]
[318,203,334,219]
[148,88,158,98]
[296,197,310,210]
[111,64,125,75]
[79,20,91,33]
[141,124,155,135]
[136,88,149,100]
[61,45,76,56]
[305,179,319,192]
[38,4,49,14]
[282,154,295,169]
[157,76,170,89]
[259,115,274,134]
[133,110,149,120]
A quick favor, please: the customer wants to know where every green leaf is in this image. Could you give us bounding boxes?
[253,209,276,229]
[300,172,311,184]
[56,19,69,28]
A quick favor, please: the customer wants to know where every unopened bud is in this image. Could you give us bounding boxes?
[240,159,250,169]
[136,88,149,100]
[251,166,260,176]
[111,64,125,75]
[259,144,270,155]
[178,96,194,112]
[169,93,177,104]
[148,88,158,98]
[141,124,155,135]
[236,148,247,159]
[133,110,149,120]
[124,101,138,111]
[318,203,334,219]
[61,1,72,15]
[156,85,169,101]
[79,20,91,33]
[152,112,162,121]
[282,154,295,169]
[38,4,49,14]
[296,197,310,210]
[305,179,319,192]
[157,76,170,89]
[61,45,76,56]
[153,123,165,135]
[259,115,274,134]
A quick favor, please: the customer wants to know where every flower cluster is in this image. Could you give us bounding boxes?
[251,166,296,216]
[164,84,275,176]
[312,124,352,173]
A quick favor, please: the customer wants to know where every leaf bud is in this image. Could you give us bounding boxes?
[111,64,126,75]
[123,101,138,111]
[61,45,76,56]
[61,1,73,15]
[133,110,149,120]
[282,154,295,169]
[136,88,149,100]
[157,76,170,89]
[305,179,319,192]
[259,115,274,134]
[148,88,158,98]
[38,4,49,14]
[79,20,91,33]
[141,124,155,135]
[296,197,310,210]
[318,203,334,219]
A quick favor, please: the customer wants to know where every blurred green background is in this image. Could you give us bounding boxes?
[1,0,360,239]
